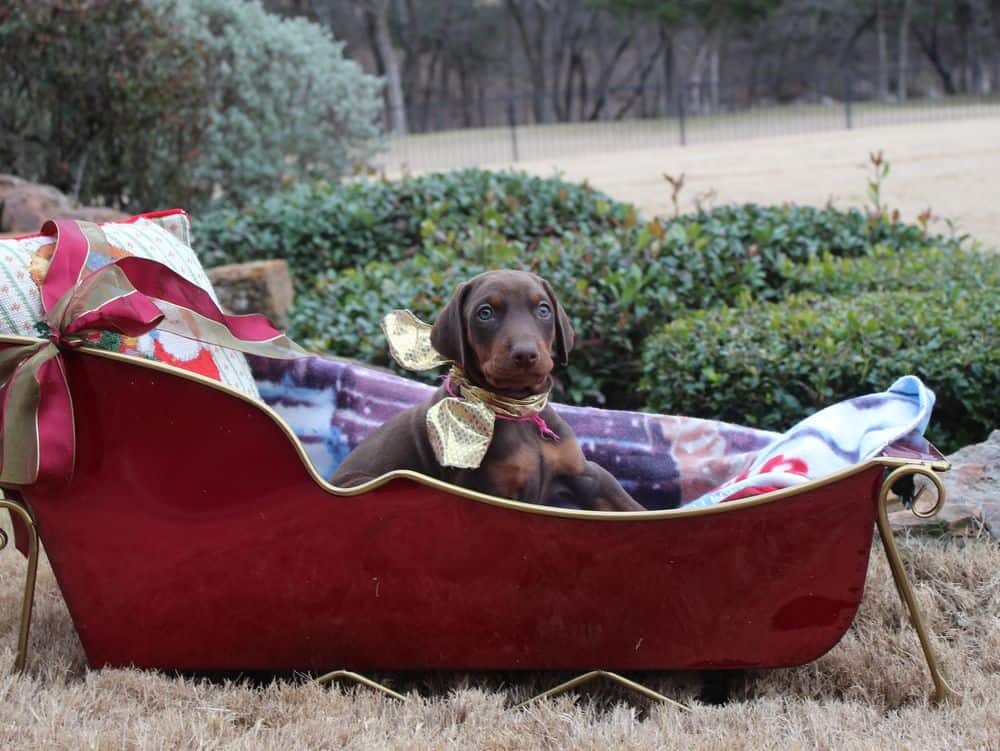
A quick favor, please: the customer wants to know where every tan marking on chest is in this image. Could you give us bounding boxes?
[485,445,539,499]
[540,434,587,476]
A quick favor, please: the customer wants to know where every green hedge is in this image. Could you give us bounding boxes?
[780,243,993,296]
[287,211,966,408]
[288,232,668,404]
[196,169,961,295]
[195,169,635,287]
[639,278,999,451]
[693,204,941,273]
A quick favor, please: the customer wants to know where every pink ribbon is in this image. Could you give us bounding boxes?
[0,219,303,488]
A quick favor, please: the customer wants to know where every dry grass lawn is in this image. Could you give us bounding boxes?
[0,530,997,750]
[508,117,1000,253]
[387,115,1000,252]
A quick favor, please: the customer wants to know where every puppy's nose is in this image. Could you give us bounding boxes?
[511,343,539,368]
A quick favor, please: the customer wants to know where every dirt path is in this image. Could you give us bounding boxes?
[507,117,1000,250]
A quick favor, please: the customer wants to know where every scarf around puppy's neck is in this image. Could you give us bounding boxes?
[381,309,559,469]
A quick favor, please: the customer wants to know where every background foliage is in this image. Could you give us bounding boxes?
[266,0,1000,135]
[158,0,383,208]
[206,167,998,452]
[640,273,999,450]
[0,0,207,210]
[196,169,634,287]
[0,0,383,211]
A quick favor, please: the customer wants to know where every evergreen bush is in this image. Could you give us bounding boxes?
[0,0,383,211]
[195,169,635,285]
[0,0,206,209]
[159,0,383,208]
[639,276,999,451]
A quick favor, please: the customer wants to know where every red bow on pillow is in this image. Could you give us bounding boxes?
[0,219,304,488]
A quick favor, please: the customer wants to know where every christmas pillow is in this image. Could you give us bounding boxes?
[0,209,260,399]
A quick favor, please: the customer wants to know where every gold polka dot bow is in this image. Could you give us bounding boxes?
[381,310,556,469]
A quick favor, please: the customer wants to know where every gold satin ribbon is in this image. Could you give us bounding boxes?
[0,219,308,488]
[381,309,554,469]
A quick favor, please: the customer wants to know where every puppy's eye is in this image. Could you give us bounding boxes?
[537,302,552,319]
[476,305,494,321]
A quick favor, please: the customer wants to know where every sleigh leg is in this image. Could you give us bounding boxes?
[0,494,39,674]
[876,466,959,703]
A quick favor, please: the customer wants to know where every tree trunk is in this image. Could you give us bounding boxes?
[898,0,912,100]
[505,0,549,123]
[659,21,674,116]
[437,53,450,130]
[397,0,421,122]
[588,29,635,121]
[913,26,957,94]
[614,30,668,120]
[369,1,407,134]
[688,35,709,114]
[875,0,889,100]
[456,57,472,128]
[420,39,444,132]
[709,28,722,112]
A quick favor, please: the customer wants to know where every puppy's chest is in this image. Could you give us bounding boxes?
[476,419,585,500]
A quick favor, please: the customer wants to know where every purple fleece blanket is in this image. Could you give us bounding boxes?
[248,355,776,509]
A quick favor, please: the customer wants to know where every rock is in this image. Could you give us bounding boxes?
[1,183,71,234]
[0,173,27,200]
[206,259,295,329]
[889,503,985,537]
[0,178,129,234]
[941,429,1000,539]
[892,430,1000,539]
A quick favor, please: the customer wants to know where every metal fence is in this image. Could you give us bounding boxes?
[376,66,1000,173]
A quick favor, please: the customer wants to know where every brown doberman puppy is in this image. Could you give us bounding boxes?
[331,270,644,511]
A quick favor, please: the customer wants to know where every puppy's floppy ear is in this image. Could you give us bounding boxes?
[541,279,575,365]
[430,281,470,367]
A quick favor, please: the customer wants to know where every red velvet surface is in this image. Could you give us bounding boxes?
[21,349,879,672]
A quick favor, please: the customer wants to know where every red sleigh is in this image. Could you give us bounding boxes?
[0,219,956,706]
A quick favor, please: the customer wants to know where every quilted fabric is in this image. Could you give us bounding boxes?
[0,210,260,399]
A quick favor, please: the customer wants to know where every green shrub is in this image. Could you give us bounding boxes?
[194,169,636,285]
[780,243,993,297]
[286,230,672,404]
[639,281,999,451]
[0,0,382,211]
[286,196,971,409]
[692,204,944,268]
[0,0,208,209]
[158,0,383,208]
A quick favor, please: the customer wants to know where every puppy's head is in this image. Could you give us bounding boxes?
[431,270,575,396]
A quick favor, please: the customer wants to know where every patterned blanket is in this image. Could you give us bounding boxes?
[249,356,933,510]
[681,375,935,508]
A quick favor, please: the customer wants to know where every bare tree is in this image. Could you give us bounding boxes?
[264,0,999,133]
[505,0,552,122]
[875,0,890,99]
[898,0,913,100]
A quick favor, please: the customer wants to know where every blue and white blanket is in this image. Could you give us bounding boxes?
[683,376,935,507]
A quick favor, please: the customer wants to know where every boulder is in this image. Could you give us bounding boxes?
[941,430,1000,539]
[206,259,295,329]
[1,183,71,234]
[0,177,130,234]
[889,430,999,539]
[0,173,27,201]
